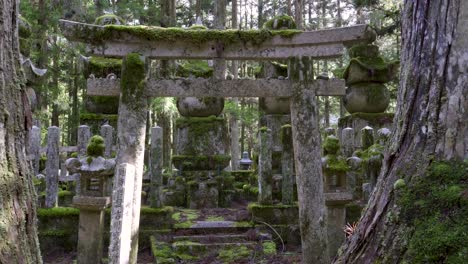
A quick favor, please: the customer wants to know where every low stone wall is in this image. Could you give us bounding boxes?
[38,206,174,254]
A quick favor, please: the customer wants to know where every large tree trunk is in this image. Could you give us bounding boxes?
[335,1,467,263]
[0,0,42,263]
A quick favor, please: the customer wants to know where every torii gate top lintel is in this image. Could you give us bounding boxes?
[59,19,376,60]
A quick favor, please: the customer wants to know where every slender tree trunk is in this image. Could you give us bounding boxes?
[287,0,292,16]
[294,0,303,29]
[230,0,240,170]
[335,1,467,263]
[36,0,49,126]
[0,0,42,262]
[258,0,264,28]
[195,0,201,20]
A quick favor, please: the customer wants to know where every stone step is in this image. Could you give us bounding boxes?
[150,235,278,264]
[174,221,254,235]
[172,233,252,244]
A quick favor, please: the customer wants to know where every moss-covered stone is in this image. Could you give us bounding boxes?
[172,155,230,171]
[338,112,394,128]
[348,44,380,58]
[87,56,122,78]
[86,135,105,157]
[248,203,299,225]
[263,15,297,30]
[398,161,468,263]
[80,24,301,46]
[37,207,80,218]
[121,53,146,107]
[217,245,252,263]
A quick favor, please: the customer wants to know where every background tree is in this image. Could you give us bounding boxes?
[0,0,42,262]
[335,0,467,262]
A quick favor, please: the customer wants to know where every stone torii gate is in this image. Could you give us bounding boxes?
[59,19,375,264]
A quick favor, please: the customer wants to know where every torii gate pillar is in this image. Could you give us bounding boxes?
[290,56,329,263]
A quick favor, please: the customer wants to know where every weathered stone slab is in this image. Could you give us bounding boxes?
[258,128,273,205]
[149,127,163,208]
[87,78,346,97]
[45,126,60,208]
[109,163,136,264]
[100,124,114,158]
[59,20,375,60]
[77,125,91,157]
[29,125,41,175]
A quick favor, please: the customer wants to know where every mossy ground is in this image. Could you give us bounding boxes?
[397,161,468,263]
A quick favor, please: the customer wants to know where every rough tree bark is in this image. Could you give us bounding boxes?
[0,0,42,263]
[335,1,467,263]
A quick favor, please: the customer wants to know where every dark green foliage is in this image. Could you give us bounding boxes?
[398,161,468,263]
[86,135,105,157]
[353,0,379,8]
[323,136,340,155]
[263,15,297,30]
[356,144,384,161]
[176,60,213,78]
[39,154,47,171]
[80,113,118,121]
[323,155,349,173]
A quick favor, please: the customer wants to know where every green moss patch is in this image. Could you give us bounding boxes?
[37,207,80,218]
[262,241,277,255]
[82,24,301,46]
[356,144,384,161]
[323,136,340,155]
[323,155,349,173]
[87,57,122,78]
[398,161,468,263]
[87,135,105,157]
[141,206,174,215]
[338,112,394,128]
[217,245,251,263]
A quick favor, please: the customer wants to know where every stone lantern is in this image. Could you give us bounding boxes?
[66,135,115,264]
[239,151,253,170]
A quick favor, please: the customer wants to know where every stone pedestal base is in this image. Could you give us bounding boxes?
[338,113,394,149]
[73,196,111,264]
[325,192,353,259]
